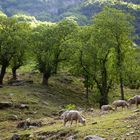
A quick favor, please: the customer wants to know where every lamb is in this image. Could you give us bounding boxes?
[128,95,140,108]
[101,105,115,112]
[112,100,129,111]
[61,110,86,126]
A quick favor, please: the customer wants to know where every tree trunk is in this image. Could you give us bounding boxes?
[116,43,125,100]
[99,53,109,108]
[12,68,17,80]
[42,72,51,86]
[54,62,58,74]
[0,65,7,85]
[120,76,124,100]
[99,93,108,108]
[85,85,89,105]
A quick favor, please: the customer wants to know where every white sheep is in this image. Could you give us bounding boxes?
[128,95,140,108]
[101,105,114,112]
[112,100,129,111]
[61,110,86,126]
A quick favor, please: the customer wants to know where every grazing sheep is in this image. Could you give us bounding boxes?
[112,100,129,111]
[128,95,140,108]
[101,105,115,112]
[61,110,86,126]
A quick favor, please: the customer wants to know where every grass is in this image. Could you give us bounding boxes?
[0,72,140,139]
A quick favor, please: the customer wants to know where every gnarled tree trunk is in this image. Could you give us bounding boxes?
[42,72,51,86]
[0,65,7,85]
[12,65,21,80]
[12,68,17,80]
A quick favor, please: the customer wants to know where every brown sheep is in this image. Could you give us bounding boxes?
[112,100,129,111]
[128,95,140,108]
[101,105,115,112]
[61,110,85,126]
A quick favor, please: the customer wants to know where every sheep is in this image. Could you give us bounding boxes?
[128,95,140,108]
[112,100,129,111]
[101,105,115,112]
[61,110,86,126]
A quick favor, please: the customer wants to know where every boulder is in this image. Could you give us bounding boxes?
[17,119,42,129]
[15,104,29,110]
[8,115,18,121]
[8,80,33,86]
[11,134,20,140]
[66,135,76,140]
[11,134,30,140]
[0,101,13,109]
[84,135,106,140]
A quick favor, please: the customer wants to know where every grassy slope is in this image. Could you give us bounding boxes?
[0,73,140,139]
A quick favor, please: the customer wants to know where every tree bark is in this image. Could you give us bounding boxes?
[116,42,124,100]
[0,65,7,85]
[120,76,124,100]
[85,85,89,105]
[95,51,110,108]
[99,94,108,108]
[12,68,17,80]
[42,72,51,86]
[99,67,109,107]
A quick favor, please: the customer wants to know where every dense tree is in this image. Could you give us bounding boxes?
[0,16,30,84]
[89,28,115,107]
[33,19,78,85]
[70,7,135,107]
[12,14,37,23]
[69,26,93,104]
[93,7,134,100]
[10,22,31,80]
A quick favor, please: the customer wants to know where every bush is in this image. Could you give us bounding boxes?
[65,104,76,110]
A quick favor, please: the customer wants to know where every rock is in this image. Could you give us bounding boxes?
[17,119,42,129]
[133,109,140,112]
[8,80,33,86]
[84,135,106,140]
[36,135,46,139]
[11,134,20,140]
[8,115,18,121]
[130,131,134,134]
[126,133,130,136]
[25,111,37,115]
[9,93,14,96]
[15,104,29,110]
[66,135,76,140]
[92,122,97,125]
[43,101,49,106]
[0,101,13,109]
[127,125,131,128]
[87,108,94,112]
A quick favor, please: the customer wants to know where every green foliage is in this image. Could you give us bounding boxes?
[0,15,31,83]
[0,11,7,17]
[69,7,136,106]
[12,14,37,22]
[65,104,77,110]
[32,18,78,84]
[10,22,31,74]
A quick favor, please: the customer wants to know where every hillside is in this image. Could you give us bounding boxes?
[0,1,140,139]
[0,0,140,43]
[0,73,140,139]
[0,73,140,140]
